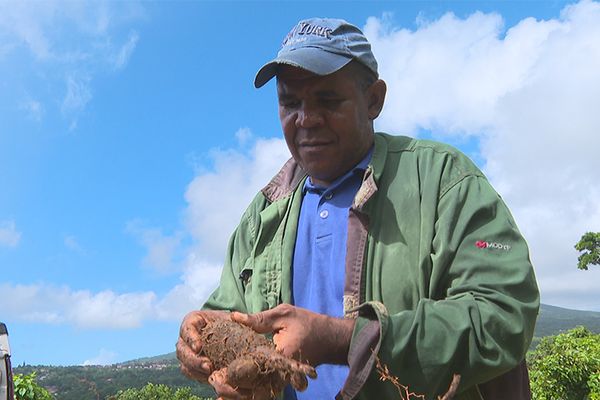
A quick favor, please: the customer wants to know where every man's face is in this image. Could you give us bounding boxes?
[277,65,376,187]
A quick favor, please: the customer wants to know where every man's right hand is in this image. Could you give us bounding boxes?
[176,310,230,383]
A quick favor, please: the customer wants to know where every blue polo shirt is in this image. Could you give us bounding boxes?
[286,149,372,400]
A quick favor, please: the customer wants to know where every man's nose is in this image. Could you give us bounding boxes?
[295,106,324,128]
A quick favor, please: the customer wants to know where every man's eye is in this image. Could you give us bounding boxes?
[321,98,343,108]
[281,100,300,108]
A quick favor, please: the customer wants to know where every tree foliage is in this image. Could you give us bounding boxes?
[108,382,210,400]
[575,232,600,270]
[14,372,53,400]
[528,326,600,400]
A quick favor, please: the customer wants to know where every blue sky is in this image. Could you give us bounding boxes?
[1,1,600,367]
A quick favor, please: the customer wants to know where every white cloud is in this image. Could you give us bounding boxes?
[0,220,21,247]
[61,74,92,114]
[64,235,85,254]
[0,283,157,328]
[126,220,183,274]
[156,258,224,320]
[184,133,291,263]
[0,261,221,327]
[365,11,561,136]
[365,0,600,310]
[82,348,118,366]
[113,30,139,70]
[0,1,143,126]
[0,1,142,60]
[19,99,44,121]
[69,290,157,329]
[235,127,254,146]
[0,1,53,60]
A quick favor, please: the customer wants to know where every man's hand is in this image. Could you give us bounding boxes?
[177,310,255,400]
[176,310,230,383]
[177,309,316,400]
[231,304,355,366]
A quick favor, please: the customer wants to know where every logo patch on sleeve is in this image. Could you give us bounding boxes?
[475,240,511,251]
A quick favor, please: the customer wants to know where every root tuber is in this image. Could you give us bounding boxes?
[198,318,316,399]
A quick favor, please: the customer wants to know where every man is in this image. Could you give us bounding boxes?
[177,18,539,400]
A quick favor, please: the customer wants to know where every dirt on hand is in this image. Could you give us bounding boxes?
[198,319,317,399]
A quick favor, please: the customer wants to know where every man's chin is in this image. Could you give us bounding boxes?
[303,168,339,187]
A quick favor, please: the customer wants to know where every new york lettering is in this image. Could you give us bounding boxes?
[282,22,333,46]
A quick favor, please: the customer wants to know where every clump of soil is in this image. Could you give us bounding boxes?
[198,319,316,399]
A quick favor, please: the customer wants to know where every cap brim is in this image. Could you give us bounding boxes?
[254,47,353,88]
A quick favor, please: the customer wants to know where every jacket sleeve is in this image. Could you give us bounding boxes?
[348,175,540,399]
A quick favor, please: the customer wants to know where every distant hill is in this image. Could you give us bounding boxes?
[14,303,600,400]
[120,352,177,366]
[534,303,600,337]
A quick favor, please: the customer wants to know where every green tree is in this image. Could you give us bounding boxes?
[107,382,211,400]
[14,372,53,400]
[528,326,600,400]
[575,232,600,270]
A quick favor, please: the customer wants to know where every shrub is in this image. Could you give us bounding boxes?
[13,372,53,400]
[108,382,211,400]
[528,326,600,400]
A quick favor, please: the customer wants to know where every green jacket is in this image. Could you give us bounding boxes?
[203,133,540,400]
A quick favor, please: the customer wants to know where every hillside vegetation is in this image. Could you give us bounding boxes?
[14,362,215,400]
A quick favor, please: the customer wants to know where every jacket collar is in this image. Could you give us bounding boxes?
[261,133,390,204]
[261,157,307,203]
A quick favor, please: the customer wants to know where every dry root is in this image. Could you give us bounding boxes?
[375,356,460,400]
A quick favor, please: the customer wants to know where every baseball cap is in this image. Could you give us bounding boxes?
[254,18,378,88]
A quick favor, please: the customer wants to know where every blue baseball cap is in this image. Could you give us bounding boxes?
[254,18,378,88]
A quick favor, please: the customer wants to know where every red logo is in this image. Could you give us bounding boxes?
[475,240,511,251]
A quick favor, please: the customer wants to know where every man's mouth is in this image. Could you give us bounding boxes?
[298,141,332,148]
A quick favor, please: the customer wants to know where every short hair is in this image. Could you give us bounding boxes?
[347,60,378,91]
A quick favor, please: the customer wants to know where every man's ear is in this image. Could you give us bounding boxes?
[367,79,387,120]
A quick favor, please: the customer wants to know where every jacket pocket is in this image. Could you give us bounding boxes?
[239,259,256,310]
